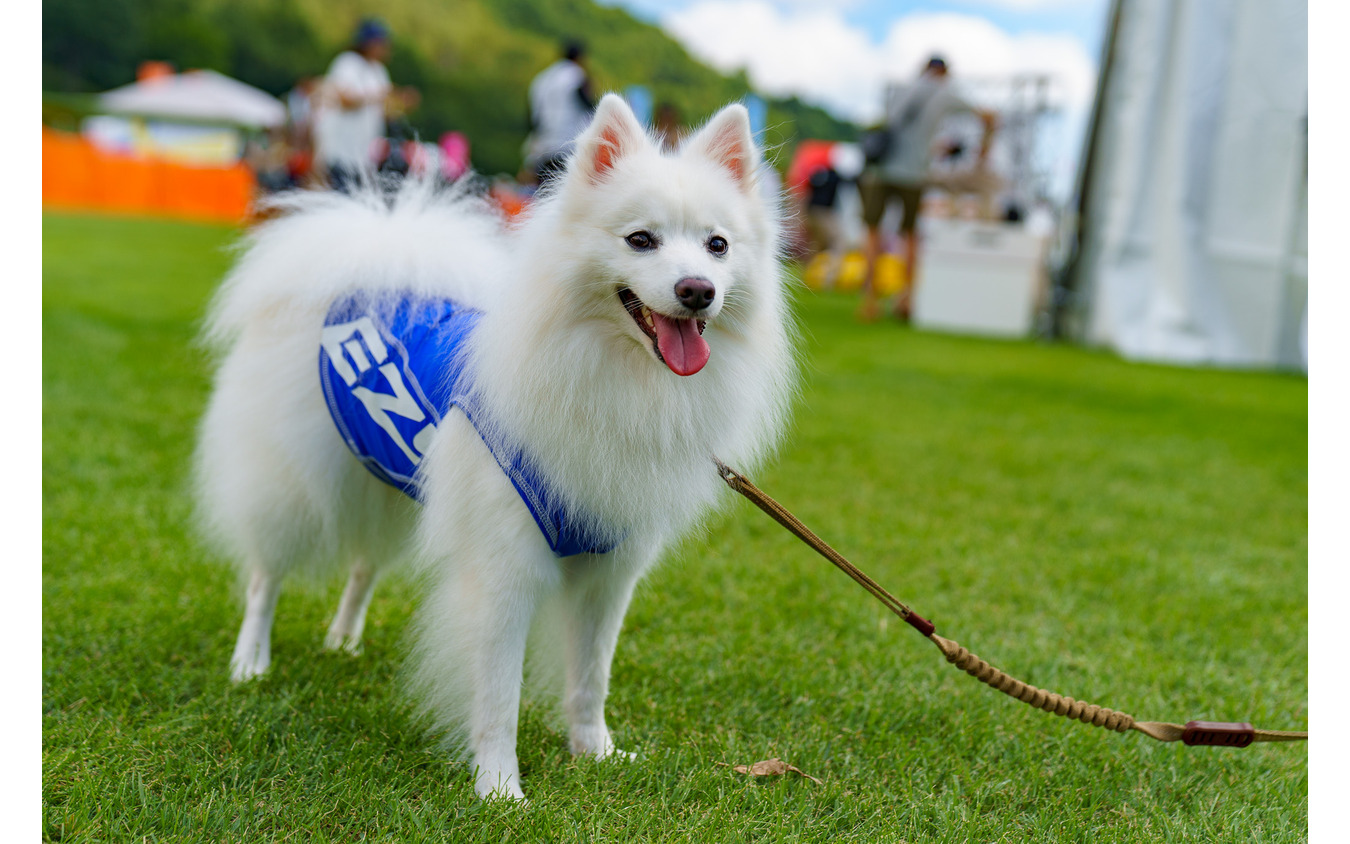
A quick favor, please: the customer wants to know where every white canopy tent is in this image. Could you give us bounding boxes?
[86,69,287,165]
[1069,0,1308,370]
[98,69,286,129]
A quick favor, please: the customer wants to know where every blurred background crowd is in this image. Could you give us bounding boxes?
[41,0,1308,371]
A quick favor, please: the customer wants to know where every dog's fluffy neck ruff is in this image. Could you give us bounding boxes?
[464,192,793,542]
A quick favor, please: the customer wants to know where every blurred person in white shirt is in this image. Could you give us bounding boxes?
[313,18,420,191]
[523,41,595,187]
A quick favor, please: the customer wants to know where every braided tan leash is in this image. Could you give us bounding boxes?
[714,459,1307,747]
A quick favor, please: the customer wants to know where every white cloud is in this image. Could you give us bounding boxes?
[661,2,1096,125]
[661,1,880,119]
[660,1,1099,198]
[880,14,1096,113]
[959,0,1081,10]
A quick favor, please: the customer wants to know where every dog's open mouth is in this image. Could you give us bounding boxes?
[618,287,709,376]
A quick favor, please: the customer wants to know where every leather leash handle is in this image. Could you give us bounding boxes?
[714,458,1307,746]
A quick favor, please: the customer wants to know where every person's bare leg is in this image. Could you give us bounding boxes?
[895,228,919,321]
[857,225,883,322]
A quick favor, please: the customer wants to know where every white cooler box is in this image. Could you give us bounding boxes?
[912,218,1049,338]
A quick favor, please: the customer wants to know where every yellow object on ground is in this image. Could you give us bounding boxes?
[803,251,905,295]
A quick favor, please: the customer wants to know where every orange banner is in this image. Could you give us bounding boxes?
[42,127,255,223]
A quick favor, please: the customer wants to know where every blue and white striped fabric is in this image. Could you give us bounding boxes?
[319,291,618,557]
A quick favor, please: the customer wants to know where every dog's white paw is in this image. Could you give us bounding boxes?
[229,654,269,683]
[229,638,270,683]
[474,768,527,803]
[569,725,637,762]
[322,630,364,655]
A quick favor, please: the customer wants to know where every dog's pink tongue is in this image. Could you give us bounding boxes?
[652,313,710,376]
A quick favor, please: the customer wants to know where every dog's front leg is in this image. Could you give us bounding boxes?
[560,550,649,761]
[463,550,554,802]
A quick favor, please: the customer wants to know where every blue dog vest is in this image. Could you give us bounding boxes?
[319,291,618,557]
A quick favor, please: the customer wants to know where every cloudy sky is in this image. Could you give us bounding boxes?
[601,0,1111,199]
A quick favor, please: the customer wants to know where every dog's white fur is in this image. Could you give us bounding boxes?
[194,95,796,800]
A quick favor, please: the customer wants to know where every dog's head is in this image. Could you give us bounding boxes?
[551,94,777,377]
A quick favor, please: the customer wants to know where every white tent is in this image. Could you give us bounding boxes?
[1069,0,1308,369]
[98,69,286,130]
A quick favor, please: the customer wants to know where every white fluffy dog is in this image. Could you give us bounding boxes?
[194,94,796,800]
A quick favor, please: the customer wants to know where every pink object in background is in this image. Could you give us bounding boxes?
[438,132,470,181]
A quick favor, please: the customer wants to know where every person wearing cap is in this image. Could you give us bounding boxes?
[523,41,595,187]
[858,56,996,322]
[312,18,420,191]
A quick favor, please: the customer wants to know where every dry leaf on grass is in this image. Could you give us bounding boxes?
[718,757,823,785]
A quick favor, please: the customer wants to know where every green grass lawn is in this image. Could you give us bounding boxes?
[43,211,1307,842]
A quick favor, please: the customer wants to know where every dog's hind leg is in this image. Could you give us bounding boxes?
[324,559,377,655]
[560,554,646,762]
[230,568,282,683]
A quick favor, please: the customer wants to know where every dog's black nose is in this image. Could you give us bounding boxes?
[675,277,716,312]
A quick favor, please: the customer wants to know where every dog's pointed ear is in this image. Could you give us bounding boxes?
[684,103,758,188]
[574,93,648,184]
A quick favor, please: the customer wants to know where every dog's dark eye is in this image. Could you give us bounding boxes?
[707,235,729,256]
[625,231,657,251]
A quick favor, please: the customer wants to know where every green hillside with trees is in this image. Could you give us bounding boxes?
[42,0,859,175]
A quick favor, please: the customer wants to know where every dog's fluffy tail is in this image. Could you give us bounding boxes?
[191,175,506,584]
[201,175,508,354]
